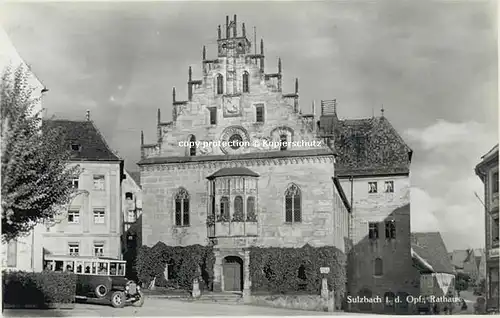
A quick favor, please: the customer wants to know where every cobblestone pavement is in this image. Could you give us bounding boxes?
[3,297,363,317]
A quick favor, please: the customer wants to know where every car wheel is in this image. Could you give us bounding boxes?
[110,291,126,308]
[133,292,145,307]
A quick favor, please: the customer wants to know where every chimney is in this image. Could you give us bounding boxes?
[218,25,221,40]
[242,23,246,37]
[226,16,230,39]
[278,57,282,74]
[86,110,90,121]
[157,108,161,124]
[202,46,206,60]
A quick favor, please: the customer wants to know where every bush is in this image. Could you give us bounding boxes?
[2,270,76,308]
[249,244,346,303]
[136,242,215,291]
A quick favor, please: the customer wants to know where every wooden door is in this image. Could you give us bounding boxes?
[223,263,241,291]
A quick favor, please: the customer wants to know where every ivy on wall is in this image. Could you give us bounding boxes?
[249,244,346,302]
[135,242,215,290]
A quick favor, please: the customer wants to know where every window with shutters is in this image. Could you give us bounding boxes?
[246,196,256,221]
[6,239,17,267]
[220,196,230,222]
[285,183,301,223]
[174,188,190,226]
[242,71,249,93]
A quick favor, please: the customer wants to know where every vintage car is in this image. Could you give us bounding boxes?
[44,255,144,308]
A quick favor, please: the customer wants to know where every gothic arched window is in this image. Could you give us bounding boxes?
[216,74,224,95]
[246,196,256,221]
[285,184,301,223]
[189,135,196,156]
[374,258,383,276]
[174,188,190,226]
[242,71,249,93]
[220,196,229,221]
[233,196,244,221]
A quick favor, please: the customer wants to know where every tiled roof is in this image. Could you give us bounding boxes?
[411,232,455,274]
[127,170,141,186]
[138,148,335,165]
[207,167,259,180]
[43,119,121,162]
[450,250,469,269]
[319,115,412,177]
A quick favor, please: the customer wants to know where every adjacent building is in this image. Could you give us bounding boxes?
[316,102,416,313]
[1,26,48,271]
[475,144,499,311]
[411,232,456,303]
[450,248,486,284]
[139,15,350,296]
[122,170,143,279]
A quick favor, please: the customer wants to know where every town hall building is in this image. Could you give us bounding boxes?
[138,15,416,312]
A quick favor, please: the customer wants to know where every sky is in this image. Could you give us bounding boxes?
[0,0,498,250]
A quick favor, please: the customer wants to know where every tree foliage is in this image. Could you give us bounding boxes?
[135,242,215,290]
[1,64,79,242]
[455,272,471,292]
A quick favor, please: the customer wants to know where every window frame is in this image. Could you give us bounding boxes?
[93,208,106,224]
[93,174,105,191]
[67,209,80,224]
[174,188,190,227]
[68,242,80,256]
[209,107,217,125]
[284,184,302,223]
[93,242,105,257]
[384,181,394,193]
[255,104,265,123]
[216,74,224,95]
[368,222,379,240]
[368,182,378,194]
[71,176,79,189]
[242,71,250,93]
[374,258,383,277]
[385,220,396,239]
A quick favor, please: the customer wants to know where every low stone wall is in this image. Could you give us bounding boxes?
[249,294,335,312]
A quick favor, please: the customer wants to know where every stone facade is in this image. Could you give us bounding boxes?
[339,175,417,312]
[475,144,499,312]
[139,15,349,295]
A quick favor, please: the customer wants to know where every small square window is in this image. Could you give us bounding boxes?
[68,210,80,224]
[368,182,378,193]
[93,175,105,191]
[384,181,394,193]
[125,192,133,200]
[70,144,81,151]
[93,208,105,224]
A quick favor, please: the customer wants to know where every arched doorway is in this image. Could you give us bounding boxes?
[358,288,373,312]
[223,256,243,292]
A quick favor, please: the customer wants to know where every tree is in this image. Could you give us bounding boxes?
[1,64,79,242]
[455,272,471,293]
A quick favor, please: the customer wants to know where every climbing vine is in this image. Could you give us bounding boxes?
[249,244,346,301]
[136,242,215,291]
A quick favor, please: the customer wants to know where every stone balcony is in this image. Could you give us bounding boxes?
[207,221,258,237]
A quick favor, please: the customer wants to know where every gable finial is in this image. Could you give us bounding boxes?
[141,130,144,146]
[202,45,206,60]
[381,104,385,117]
[86,110,90,121]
